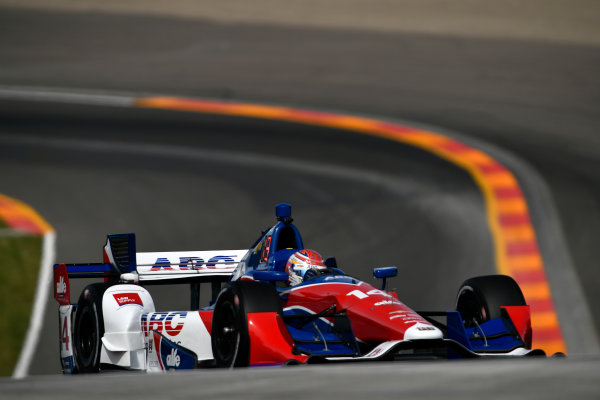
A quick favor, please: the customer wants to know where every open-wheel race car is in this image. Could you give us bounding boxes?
[54,204,544,373]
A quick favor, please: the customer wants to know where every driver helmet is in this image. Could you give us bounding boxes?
[286,249,326,286]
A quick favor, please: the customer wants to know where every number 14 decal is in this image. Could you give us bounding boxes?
[346,289,392,299]
[62,316,70,351]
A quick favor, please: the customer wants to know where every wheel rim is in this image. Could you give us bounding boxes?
[214,300,239,365]
[457,288,486,327]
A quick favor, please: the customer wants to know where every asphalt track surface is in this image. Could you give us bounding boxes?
[1,3,599,397]
[2,358,599,400]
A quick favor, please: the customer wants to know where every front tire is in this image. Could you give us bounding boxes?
[73,283,109,373]
[211,280,281,368]
[456,275,526,328]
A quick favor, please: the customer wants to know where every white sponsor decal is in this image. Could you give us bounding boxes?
[374,300,398,306]
[364,340,404,358]
[367,289,393,298]
[56,276,67,295]
[136,250,247,275]
[166,348,180,368]
[346,290,369,299]
[346,288,395,301]
[417,326,436,331]
[389,310,422,324]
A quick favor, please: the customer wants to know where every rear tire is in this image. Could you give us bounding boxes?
[73,283,109,373]
[456,275,526,328]
[211,280,281,368]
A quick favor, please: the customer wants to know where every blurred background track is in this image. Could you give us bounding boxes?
[0,99,497,373]
[0,1,599,374]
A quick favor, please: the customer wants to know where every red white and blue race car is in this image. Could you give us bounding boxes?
[54,204,544,373]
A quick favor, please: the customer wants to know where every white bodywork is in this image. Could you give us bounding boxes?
[58,305,75,373]
[100,285,155,369]
[135,250,247,281]
[77,248,247,372]
[99,284,215,372]
[145,311,213,372]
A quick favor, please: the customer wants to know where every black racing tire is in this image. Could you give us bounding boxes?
[456,275,526,328]
[73,283,109,373]
[211,280,281,368]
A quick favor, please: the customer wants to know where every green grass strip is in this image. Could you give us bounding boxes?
[0,233,42,376]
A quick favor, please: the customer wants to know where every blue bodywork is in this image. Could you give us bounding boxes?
[61,355,75,374]
[239,205,362,356]
[60,232,137,278]
[283,306,360,357]
[373,266,398,290]
[238,204,306,279]
[154,331,198,370]
[446,311,526,354]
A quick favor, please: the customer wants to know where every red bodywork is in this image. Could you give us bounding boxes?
[243,280,441,365]
[247,313,308,365]
[282,281,435,343]
[54,263,70,306]
[502,305,533,348]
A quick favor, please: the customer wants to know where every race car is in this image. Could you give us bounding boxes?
[53,203,544,373]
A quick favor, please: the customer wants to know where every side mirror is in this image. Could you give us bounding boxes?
[373,266,397,290]
[324,257,338,268]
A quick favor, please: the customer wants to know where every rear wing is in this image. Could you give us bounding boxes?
[53,233,247,283]
[136,250,248,281]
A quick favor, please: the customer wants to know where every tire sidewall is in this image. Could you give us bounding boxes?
[73,283,109,373]
[211,280,281,367]
[456,275,526,326]
[211,284,250,367]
